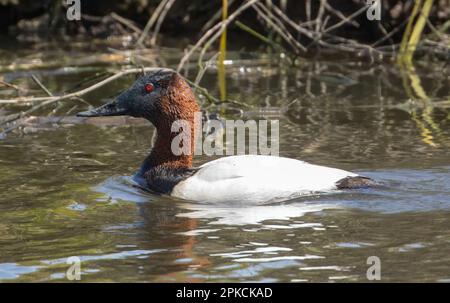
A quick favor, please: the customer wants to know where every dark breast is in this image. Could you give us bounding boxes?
[336,176,379,189]
[145,166,198,194]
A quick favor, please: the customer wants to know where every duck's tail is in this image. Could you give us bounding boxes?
[336,176,380,189]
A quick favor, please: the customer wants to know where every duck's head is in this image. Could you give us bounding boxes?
[77,69,199,127]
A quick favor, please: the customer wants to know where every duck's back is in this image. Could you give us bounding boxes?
[171,155,356,203]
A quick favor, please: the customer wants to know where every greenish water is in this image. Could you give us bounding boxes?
[0,42,449,282]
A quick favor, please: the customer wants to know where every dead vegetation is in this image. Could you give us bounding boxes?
[0,0,449,138]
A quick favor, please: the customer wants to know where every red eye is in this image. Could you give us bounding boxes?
[145,83,154,93]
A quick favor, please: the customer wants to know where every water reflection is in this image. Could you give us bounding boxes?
[84,164,450,283]
[0,45,449,282]
[96,164,450,223]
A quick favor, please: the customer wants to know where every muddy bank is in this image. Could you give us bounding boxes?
[1,0,449,44]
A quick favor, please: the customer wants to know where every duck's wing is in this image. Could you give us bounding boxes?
[171,155,357,203]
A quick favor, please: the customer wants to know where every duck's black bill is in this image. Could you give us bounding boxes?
[76,100,129,117]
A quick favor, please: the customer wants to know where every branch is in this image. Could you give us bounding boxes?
[177,0,259,72]
[0,68,163,127]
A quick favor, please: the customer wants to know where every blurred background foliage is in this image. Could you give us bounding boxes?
[0,0,448,45]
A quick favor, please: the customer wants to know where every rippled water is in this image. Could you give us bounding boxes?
[0,43,449,282]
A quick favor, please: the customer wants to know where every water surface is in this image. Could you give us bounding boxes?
[0,43,449,282]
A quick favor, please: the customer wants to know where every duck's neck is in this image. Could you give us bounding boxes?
[138,120,195,176]
[137,72,199,177]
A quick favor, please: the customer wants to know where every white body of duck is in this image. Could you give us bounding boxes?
[172,155,357,203]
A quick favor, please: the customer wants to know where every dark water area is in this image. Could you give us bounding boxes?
[0,40,449,282]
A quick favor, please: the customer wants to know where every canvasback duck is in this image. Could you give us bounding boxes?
[77,69,376,203]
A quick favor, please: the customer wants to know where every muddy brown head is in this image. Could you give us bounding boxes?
[77,69,200,128]
[77,68,200,169]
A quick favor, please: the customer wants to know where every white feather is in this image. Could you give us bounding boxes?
[171,155,356,203]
